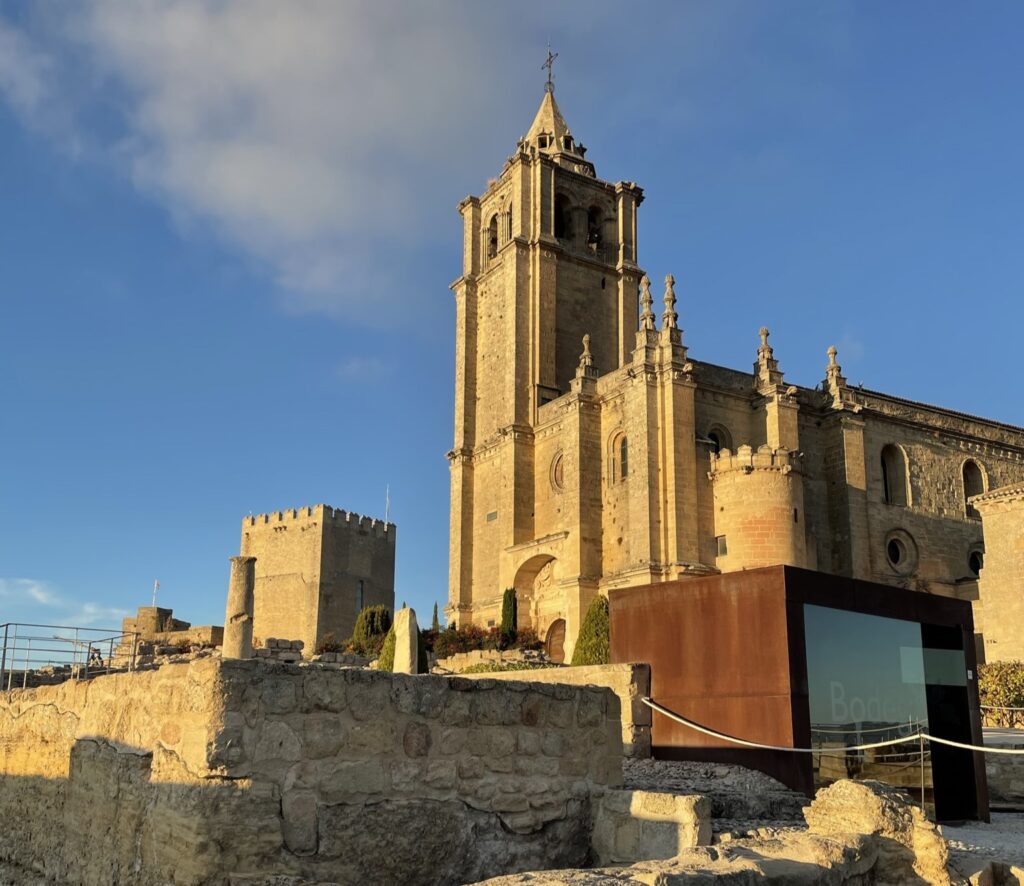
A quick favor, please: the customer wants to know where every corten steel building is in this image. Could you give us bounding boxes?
[445,84,1024,666]
[610,566,987,822]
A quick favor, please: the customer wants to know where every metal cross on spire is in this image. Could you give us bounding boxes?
[542,44,558,93]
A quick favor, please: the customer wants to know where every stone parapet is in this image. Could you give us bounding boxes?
[708,444,801,477]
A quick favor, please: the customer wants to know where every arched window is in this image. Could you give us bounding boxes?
[706,425,733,455]
[587,206,603,252]
[962,460,985,517]
[487,214,498,259]
[609,432,628,483]
[554,194,572,241]
[505,202,513,243]
[880,444,908,507]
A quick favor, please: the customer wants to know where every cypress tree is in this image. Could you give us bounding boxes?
[351,604,392,656]
[571,595,610,666]
[431,602,440,632]
[500,588,518,650]
[377,625,397,671]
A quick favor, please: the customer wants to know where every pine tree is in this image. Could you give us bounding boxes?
[571,595,610,666]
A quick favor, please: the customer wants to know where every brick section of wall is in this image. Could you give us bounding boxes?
[464,662,652,759]
[0,659,622,886]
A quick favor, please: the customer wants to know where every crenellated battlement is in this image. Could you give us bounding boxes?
[708,444,802,477]
[243,504,396,542]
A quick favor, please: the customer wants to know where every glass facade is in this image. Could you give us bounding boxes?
[804,604,969,817]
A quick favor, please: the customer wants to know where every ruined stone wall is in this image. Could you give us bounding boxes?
[464,663,652,759]
[0,659,622,886]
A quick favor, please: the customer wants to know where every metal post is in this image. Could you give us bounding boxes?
[919,729,926,816]
[23,637,30,689]
[6,624,16,692]
[0,624,8,694]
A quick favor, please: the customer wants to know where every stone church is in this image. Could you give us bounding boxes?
[446,85,1024,663]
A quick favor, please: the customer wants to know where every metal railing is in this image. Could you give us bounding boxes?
[0,623,140,692]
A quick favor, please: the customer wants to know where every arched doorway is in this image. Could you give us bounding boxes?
[512,554,557,631]
[545,619,566,664]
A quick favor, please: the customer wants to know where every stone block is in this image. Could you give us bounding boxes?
[303,712,346,758]
[303,669,347,713]
[439,728,466,755]
[402,721,432,758]
[281,789,318,855]
[262,676,298,715]
[542,731,564,757]
[516,731,540,756]
[442,694,472,726]
[320,759,385,801]
[348,720,395,755]
[253,721,301,764]
[346,676,389,721]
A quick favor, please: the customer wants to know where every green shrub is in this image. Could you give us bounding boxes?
[350,605,392,657]
[979,660,1024,727]
[377,625,397,672]
[315,632,344,654]
[571,595,610,666]
[461,661,560,674]
[500,588,518,650]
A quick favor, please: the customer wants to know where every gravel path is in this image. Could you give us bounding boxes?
[941,813,1024,869]
[622,758,808,822]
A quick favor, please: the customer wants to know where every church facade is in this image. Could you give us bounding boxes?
[446,87,1024,662]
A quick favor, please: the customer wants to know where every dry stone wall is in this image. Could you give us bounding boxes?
[464,663,651,759]
[0,658,623,886]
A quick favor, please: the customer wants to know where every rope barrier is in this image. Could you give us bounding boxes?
[642,698,1024,757]
[811,722,925,735]
[981,704,1024,712]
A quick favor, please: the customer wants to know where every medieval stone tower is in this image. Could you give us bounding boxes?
[448,84,645,660]
[241,505,396,654]
[448,84,1024,663]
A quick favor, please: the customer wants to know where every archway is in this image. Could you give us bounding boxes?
[545,619,566,664]
[512,554,556,631]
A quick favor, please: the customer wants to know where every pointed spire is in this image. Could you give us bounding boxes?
[823,344,859,411]
[639,275,656,330]
[662,275,678,330]
[579,333,593,369]
[754,327,784,394]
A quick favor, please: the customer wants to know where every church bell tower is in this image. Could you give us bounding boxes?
[447,76,644,629]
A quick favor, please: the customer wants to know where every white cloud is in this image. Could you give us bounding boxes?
[0,19,48,116]
[0,577,59,607]
[66,0,505,313]
[0,2,831,318]
[0,577,127,628]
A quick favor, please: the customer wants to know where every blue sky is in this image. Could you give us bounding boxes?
[2,2,1023,630]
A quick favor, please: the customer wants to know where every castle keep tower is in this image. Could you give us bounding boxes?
[241,505,395,654]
